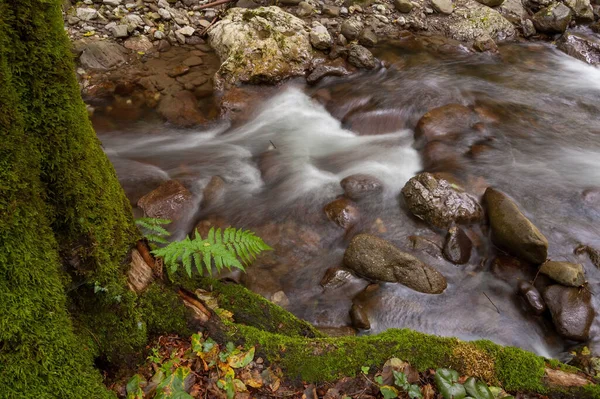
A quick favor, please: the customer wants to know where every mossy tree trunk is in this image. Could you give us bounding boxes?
[0,1,142,396]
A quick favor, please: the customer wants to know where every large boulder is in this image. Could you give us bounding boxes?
[402,173,483,228]
[483,188,548,264]
[557,31,600,66]
[563,0,594,21]
[543,285,594,341]
[539,261,586,287]
[79,41,129,70]
[429,0,516,42]
[532,3,572,33]
[207,7,313,85]
[343,234,447,294]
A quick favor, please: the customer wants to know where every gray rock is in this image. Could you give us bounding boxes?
[532,2,572,33]
[177,26,195,36]
[563,0,594,21]
[539,261,586,287]
[76,7,98,21]
[306,64,349,84]
[341,174,384,200]
[297,1,314,16]
[208,7,313,85]
[68,16,80,25]
[125,13,144,30]
[103,0,121,5]
[347,44,376,69]
[522,19,536,37]
[123,35,153,51]
[79,41,128,70]
[518,281,546,315]
[110,24,129,38]
[310,22,333,50]
[483,187,548,264]
[340,19,363,40]
[443,226,472,264]
[394,0,414,12]
[158,8,172,20]
[350,304,371,329]
[402,173,483,228]
[280,0,302,4]
[556,31,600,65]
[476,0,504,6]
[543,285,594,341]
[154,30,166,39]
[343,234,447,294]
[497,0,528,23]
[358,28,378,47]
[432,0,454,14]
[322,4,341,16]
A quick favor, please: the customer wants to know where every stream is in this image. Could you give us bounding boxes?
[96,40,600,361]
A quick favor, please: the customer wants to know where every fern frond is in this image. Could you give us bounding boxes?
[151,226,270,277]
[136,217,172,243]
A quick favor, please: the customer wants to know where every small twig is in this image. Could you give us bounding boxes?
[269,140,277,149]
[482,291,500,314]
[197,0,234,10]
[199,16,219,36]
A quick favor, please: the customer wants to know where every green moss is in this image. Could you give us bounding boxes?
[139,284,191,337]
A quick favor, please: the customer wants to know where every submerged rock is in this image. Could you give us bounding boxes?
[324,198,360,229]
[518,281,546,315]
[350,303,371,329]
[157,90,206,127]
[343,234,447,294]
[402,173,483,228]
[543,285,594,341]
[415,103,474,142]
[483,187,548,265]
[137,180,193,221]
[443,226,472,264]
[556,32,600,66]
[532,3,572,33]
[340,174,384,200]
[207,7,313,85]
[320,267,355,289]
[539,261,586,287]
[79,41,128,70]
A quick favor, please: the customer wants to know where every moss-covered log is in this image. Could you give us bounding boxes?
[179,278,600,399]
[0,0,143,396]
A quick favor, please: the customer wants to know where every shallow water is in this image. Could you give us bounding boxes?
[97,41,600,360]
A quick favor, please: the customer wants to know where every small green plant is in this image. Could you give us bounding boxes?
[152,227,272,277]
[434,368,514,399]
[365,360,423,399]
[135,217,172,244]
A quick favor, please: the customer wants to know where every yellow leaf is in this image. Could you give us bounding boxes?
[228,347,255,368]
[233,379,247,392]
[246,378,263,388]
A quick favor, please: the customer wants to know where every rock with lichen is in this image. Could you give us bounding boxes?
[207,6,313,86]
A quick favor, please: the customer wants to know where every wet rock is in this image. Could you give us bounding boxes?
[320,267,355,289]
[350,303,371,329]
[443,226,472,264]
[137,180,193,221]
[575,244,600,269]
[474,36,498,52]
[168,65,190,77]
[111,158,169,205]
[306,64,349,84]
[563,0,594,21]
[322,4,341,16]
[483,187,548,264]
[79,41,128,70]
[518,281,546,315]
[539,261,586,287]
[271,290,290,307]
[157,90,206,127]
[207,7,312,85]
[402,173,483,228]
[182,56,203,67]
[297,1,314,17]
[124,35,154,52]
[432,0,454,14]
[522,19,536,37]
[532,3,572,33]
[415,103,474,142]
[310,22,333,50]
[358,29,378,47]
[422,141,460,170]
[343,234,447,294]
[340,174,384,200]
[324,198,360,229]
[476,0,505,6]
[543,285,594,341]
[340,19,363,41]
[394,0,414,12]
[347,44,376,69]
[556,31,600,66]
[201,176,225,208]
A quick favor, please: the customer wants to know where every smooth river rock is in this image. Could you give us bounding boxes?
[518,281,546,315]
[340,174,384,200]
[402,173,483,228]
[350,304,371,329]
[543,285,594,341]
[483,187,548,265]
[415,103,474,143]
[137,180,193,221]
[539,261,586,287]
[324,198,360,229]
[343,234,447,294]
[443,226,472,264]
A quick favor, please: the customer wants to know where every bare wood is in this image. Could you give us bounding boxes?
[197,0,234,10]
[127,249,154,293]
[199,16,219,36]
[178,288,212,323]
[137,240,156,269]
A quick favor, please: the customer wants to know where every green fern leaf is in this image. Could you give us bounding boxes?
[193,252,203,276]
[207,227,215,244]
[203,250,212,276]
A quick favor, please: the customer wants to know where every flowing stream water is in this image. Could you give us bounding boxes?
[96,41,600,361]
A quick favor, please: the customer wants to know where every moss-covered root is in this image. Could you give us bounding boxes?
[180,279,598,399]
